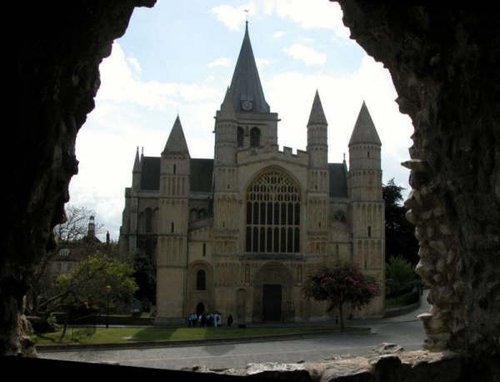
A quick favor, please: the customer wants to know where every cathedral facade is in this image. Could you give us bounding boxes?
[120,25,385,323]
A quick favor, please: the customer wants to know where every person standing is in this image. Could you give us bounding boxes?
[227,314,233,327]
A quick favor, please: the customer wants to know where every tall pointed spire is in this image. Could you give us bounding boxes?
[163,115,190,156]
[349,101,381,146]
[228,22,270,113]
[133,146,141,172]
[220,87,235,116]
[307,90,328,126]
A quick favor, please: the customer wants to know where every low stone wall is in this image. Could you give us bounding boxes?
[202,350,500,381]
[10,351,498,381]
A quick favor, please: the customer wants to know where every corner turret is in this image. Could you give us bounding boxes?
[307,90,328,169]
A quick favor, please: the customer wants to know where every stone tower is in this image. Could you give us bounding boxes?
[348,101,385,313]
[126,147,142,258]
[212,21,278,236]
[306,91,329,254]
[157,116,191,320]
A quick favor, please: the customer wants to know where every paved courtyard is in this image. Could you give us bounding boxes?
[40,296,428,371]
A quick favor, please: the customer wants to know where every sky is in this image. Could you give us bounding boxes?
[69,0,414,241]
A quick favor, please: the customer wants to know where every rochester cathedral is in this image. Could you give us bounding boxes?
[120,24,385,323]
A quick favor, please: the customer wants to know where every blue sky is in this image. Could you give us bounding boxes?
[69,0,414,240]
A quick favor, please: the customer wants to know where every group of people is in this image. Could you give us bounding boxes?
[187,312,234,328]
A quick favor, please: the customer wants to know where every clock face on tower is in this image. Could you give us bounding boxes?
[241,99,253,111]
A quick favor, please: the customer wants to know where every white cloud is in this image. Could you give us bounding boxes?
[256,57,272,71]
[208,57,231,68]
[273,30,285,39]
[266,54,413,187]
[98,43,220,110]
[283,43,326,66]
[211,3,255,31]
[212,1,350,41]
[273,0,349,38]
[127,56,142,74]
[71,42,224,239]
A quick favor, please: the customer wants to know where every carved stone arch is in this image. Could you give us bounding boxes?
[243,165,302,194]
[188,260,213,292]
[253,262,295,322]
[187,260,214,317]
[254,261,294,285]
[189,208,198,222]
[250,126,260,147]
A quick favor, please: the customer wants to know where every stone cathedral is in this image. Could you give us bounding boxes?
[120,25,385,323]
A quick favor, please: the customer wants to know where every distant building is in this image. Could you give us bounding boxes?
[120,24,385,323]
[49,216,108,279]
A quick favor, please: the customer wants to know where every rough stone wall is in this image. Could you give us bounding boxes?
[9,0,499,373]
[5,0,156,356]
[335,2,500,355]
[217,350,500,382]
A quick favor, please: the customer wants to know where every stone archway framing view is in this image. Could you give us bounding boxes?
[10,2,500,379]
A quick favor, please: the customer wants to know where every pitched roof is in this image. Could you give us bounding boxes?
[348,101,381,146]
[162,115,190,156]
[228,23,270,113]
[139,157,213,193]
[190,159,213,192]
[328,163,348,198]
[308,90,328,126]
[140,157,160,191]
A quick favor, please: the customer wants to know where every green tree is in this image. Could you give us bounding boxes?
[56,254,137,312]
[52,254,137,338]
[383,179,419,265]
[385,256,420,297]
[133,251,156,307]
[27,204,103,316]
[302,264,380,330]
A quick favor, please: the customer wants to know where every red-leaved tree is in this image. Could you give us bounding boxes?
[302,264,380,330]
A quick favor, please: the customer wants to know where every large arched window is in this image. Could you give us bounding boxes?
[246,169,301,253]
[196,270,206,290]
[250,127,260,147]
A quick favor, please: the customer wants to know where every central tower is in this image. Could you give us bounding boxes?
[212,23,279,239]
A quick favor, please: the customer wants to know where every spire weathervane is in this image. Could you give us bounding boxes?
[244,8,249,25]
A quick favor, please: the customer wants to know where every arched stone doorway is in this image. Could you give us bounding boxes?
[253,262,294,322]
[262,284,282,321]
[187,261,213,318]
[196,302,205,316]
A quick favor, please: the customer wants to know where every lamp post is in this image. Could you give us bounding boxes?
[105,285,111,329]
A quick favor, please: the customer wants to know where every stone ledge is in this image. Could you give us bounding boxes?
[197,350,500,381]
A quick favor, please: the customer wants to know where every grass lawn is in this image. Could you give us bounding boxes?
[33,325,348,346]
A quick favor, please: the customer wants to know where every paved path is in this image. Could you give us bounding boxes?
[41,295,429,371]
